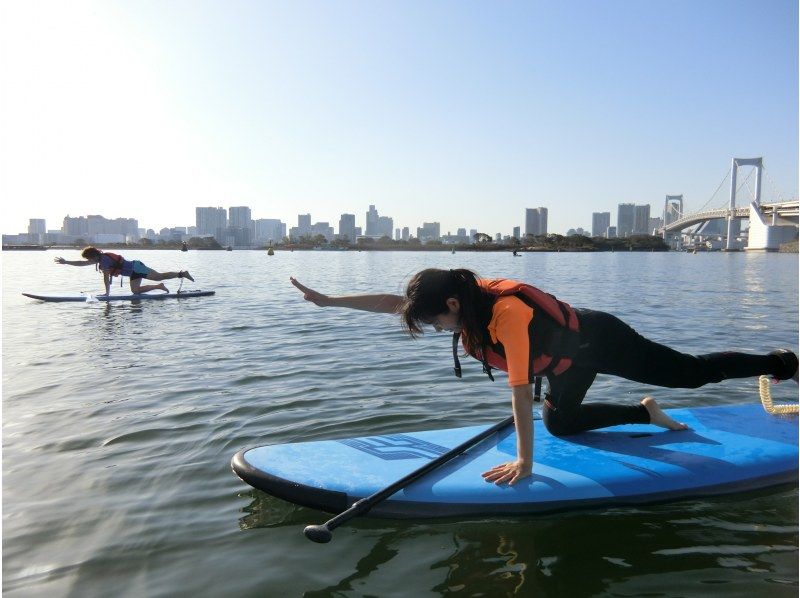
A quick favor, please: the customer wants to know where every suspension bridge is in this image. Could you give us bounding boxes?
[659,157,798,251]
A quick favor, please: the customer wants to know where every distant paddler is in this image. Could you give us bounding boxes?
[55,246,195,296]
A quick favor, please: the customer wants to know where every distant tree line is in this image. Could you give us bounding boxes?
[70,233,668,252]
[72,237,223,250]
[280,233,669,252]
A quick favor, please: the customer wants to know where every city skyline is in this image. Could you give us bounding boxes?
[1,2,797,236]
[6,201,667,245]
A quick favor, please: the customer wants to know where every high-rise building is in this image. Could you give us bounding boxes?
[289,214,313,241]
[366,205,380,236]
[591,212,611,237]
[254,219,286,244]
[525,207,548,236]
[402,227,410,241]
[633,205,651,235]
[196,207,227,240]
[309,222,334,242]
[28,219,45,243]
[63,215,89,237]
[61,214,139,242]
[228,206,252,229]
[338,214,357,242]
[417,222,441,242]
[378,216,393,238]
[617,204,635,237]
[648,217,663,235]
[512,226,520,239]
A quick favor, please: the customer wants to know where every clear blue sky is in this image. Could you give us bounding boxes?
[1,0,797,236]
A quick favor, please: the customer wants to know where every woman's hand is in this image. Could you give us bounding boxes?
[481,459,532,486]
[290,277,331,307]
[54,257,66,264]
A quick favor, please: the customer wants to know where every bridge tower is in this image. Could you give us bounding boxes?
[662,195,684,248]
[726,157,763,250]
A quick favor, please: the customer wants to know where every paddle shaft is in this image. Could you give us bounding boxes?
[304,414,515,542]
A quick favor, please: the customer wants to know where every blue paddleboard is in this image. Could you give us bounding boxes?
[22,291,215,302]
[231,404,798,518]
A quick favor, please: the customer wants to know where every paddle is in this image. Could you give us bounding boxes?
[303,414,516,543]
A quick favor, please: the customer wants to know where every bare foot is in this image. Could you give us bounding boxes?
[180,270,195,282]
[641,396,689,431]
[158,283,169,293]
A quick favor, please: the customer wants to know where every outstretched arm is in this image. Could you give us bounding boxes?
[290,277,404,314]
[481,384,534,485]
[54,257,95,267]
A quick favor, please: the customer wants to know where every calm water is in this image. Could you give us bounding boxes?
[3,249,798,597]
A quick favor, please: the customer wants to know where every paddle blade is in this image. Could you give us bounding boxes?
[303,524,332,543]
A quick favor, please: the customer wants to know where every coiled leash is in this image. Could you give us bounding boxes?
[759,375,799,415]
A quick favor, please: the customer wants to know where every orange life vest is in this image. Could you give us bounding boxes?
[459,279,580,379]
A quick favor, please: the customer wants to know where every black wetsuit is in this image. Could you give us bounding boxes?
[542,308,787,436]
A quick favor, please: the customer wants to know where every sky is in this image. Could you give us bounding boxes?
[1,0,797,236]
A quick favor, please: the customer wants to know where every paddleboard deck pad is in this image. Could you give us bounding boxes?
[23,291,215,302]
[231,404,798,518]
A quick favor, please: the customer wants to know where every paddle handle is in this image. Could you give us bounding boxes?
[303,414,515,543]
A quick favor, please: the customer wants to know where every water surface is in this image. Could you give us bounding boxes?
[3,249,798,596]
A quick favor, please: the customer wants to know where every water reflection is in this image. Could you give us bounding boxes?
[238,488,797,596]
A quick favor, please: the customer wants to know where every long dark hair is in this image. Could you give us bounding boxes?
[81,246,102,261]
[401,268,494,353]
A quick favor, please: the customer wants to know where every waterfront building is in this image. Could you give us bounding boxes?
[512,226,520,240]
[525,207,548,236]
[648,217,663,235]
[442,230,471,244]
[470,229,477,243]
[290,215,334,243]
[254,219,286,244]
[162,227,187,242]
[310,222,335,242]
[28,219,46,244]
[395,228,401,241]
[63,215,88,237]
[223,226,251,247]
[633,205,651,235]
[417,222,441,242]
[617,203,635,237]
[338,214,357,243]
[592,212,611,237]
[378,216,393,238]
[229,206,252,231]
[606,226,617,238]
[196,207,227,241]
[298,214,311,233]
[68,214,140,243]
[402,227,410,241]
[366,205,380,236]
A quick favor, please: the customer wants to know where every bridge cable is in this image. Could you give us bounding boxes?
[694,167,732,214]
[762,165,788,204]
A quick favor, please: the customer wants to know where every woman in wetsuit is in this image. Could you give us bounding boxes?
[55,246,195,295]
[290,268,798,487]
